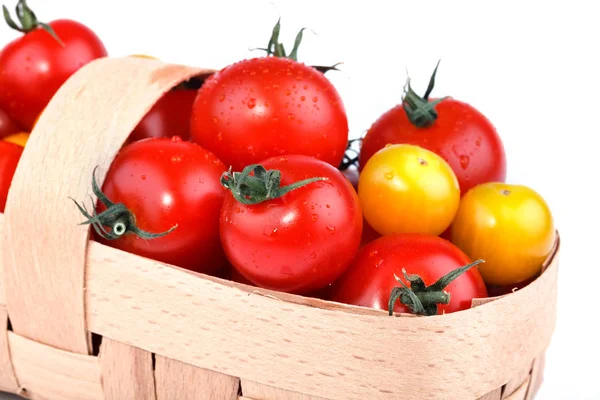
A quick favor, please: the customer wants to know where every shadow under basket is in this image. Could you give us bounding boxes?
[0,57,559,400]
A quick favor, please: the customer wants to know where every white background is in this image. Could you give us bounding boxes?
[1,1,599,399]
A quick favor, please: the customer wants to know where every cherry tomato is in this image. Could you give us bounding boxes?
[3,132,29,147]
[0,1,107,130]
[358,144,460,236]
[330,233,488,315]
[0,141,23,212]
[359,63,506,194]
[74,137,228,275]
[190,56,348,171]
[128,89,197,143]
[450,182,555,286]
[0,107,20,138]
[220,155,363,294]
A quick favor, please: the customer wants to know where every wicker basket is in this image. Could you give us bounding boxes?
[0,57,559,400]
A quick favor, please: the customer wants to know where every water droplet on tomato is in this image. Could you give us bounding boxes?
[311,214,318,222]
[285,89,291,96]
[217,132,223,141]
[171,136,182,142]
[369,250,378,257]
[263,68,269,74]
[141,175,147,180]
[263,226,278,237]
[312,96,318,103]
[212,117,219,123]
[384,171,394,180]
[310,252,317,259]
[300,96,306,101]
[234,207,241,213]
[475,138,481,147]
[247,98,256,109]
[287,113,295,121]
[171,156,182,163]
[219,95,225,102]
[326,204,331,208]
[326,225,336,233]
[459,155,470,169]
[264,101,269,107]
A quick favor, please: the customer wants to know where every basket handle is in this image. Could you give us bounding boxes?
[0,57,213,354]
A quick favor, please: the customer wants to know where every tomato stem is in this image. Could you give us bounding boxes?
[220,164,327,205]
[388,259,484,316]
[402,60,450,128]
[2,0,64,46]
[69,166,177,240]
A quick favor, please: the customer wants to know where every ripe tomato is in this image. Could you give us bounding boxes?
[128,89,197,143]
[190,56,348,171]
[0,1,107,130]
[329,234,488,315]
[450,182,556,286]
[0,107,20,138]
[72,137,228,275]
[3,132,29,147]
[220,155,362,294]
[358,144,460,236]
[0,141,23,212]
[359,63,506,194]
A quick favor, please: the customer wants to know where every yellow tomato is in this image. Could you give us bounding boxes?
[358,144,460,236]
[449,182,555,286]
[3,132,29,147]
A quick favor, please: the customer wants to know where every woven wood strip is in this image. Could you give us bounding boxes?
[242,380,330,400]
[99,338,156,400]
[0,306,18,393]
[84,234,558,399]
[155,355,239,400]
[8,331,104,399]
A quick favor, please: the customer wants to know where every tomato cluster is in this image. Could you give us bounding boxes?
[0,3,556,317]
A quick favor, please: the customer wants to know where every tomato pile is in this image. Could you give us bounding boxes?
[0,3,557,317]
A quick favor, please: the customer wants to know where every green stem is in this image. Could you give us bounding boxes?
[220,164,327,205]
[2,0,64,46]
[402,59,450,128]
[388,259,484,316]
[70,166,177,240]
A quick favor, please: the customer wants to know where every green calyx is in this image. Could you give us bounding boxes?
[402,60,450,128]
[252,18,342,74]
[388,259,484,316]
[2,0,64,46]
[70,166,177,241]
[220,164,327,205]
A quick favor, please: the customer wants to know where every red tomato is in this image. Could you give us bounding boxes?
[0,141,23,212]
[0,107,20,138]
[329,234,488,315]
[128,89,197,143]
[220,155,362,294]
[190,57,348,171]
[72,137,228,275]
[359,64,506,194]
[0,2,107,130]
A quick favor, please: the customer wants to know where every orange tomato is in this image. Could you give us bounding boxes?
[449,182,555,286]
[358,144,460,236]
[3,132,29,147]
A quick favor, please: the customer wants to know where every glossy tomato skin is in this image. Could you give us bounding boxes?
[96,137,227,275]
[358,144,460,236]
[190,57,349,171]
[450,182,555,286]
[0,108,20,138]
[359,98,506,194]
[0,19,107,130]
[330,233,488,315]
[220,155,363,294]
[0,141,24,212]
[129,89,197,143]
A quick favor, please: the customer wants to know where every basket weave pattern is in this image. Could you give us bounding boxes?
[0,58,558,400]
